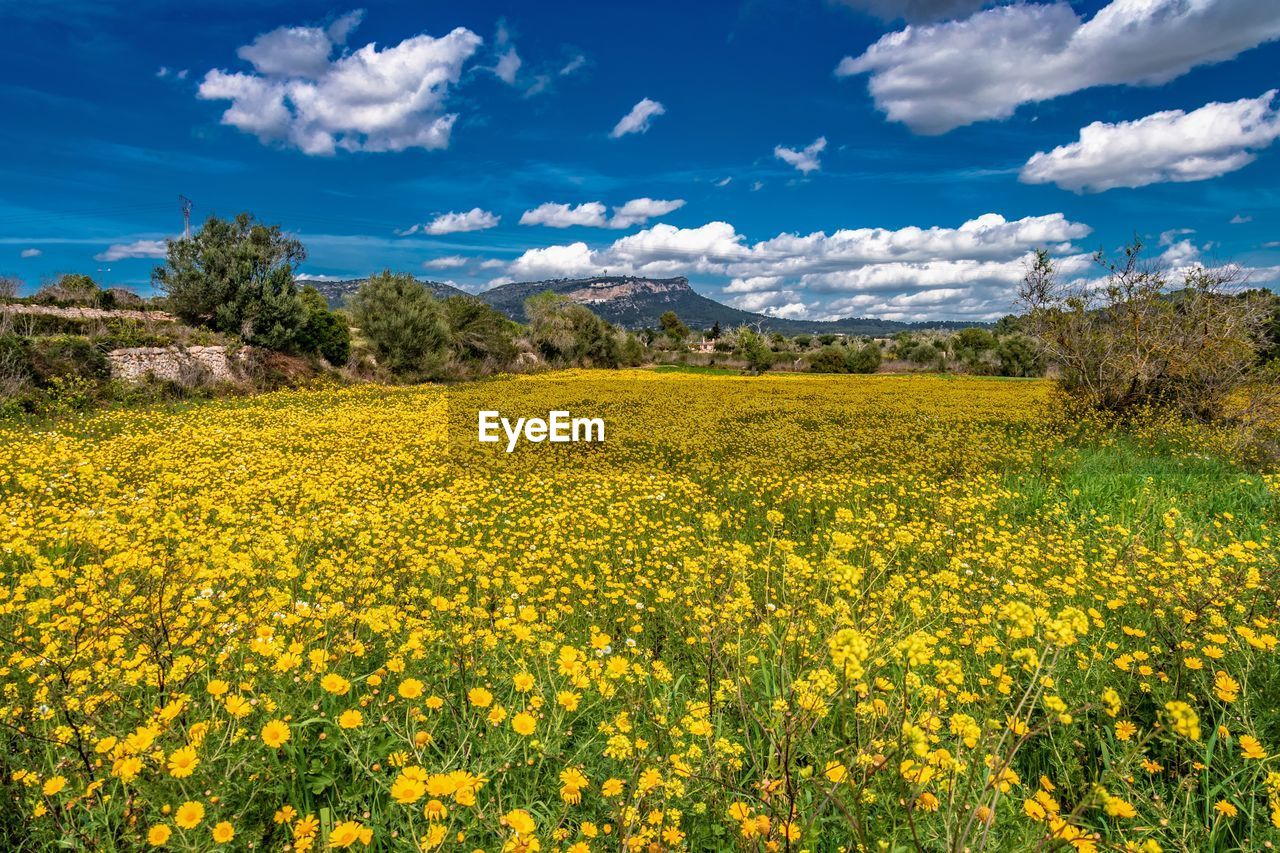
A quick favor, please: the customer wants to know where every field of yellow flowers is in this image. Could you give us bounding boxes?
[1,371,1278,851]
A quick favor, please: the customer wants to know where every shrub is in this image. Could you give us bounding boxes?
[846,342,882,374]
[442,297,518,371]
[808,347,849,374]
[296,286,351,366]
[734,327,773,374]
[1019,241,1274,421]
[525,292,620,368]
[995,333,1045,378]
[28,335,109,386]
[350,272,450,379]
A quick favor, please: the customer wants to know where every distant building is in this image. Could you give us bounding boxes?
[692,338,716,353]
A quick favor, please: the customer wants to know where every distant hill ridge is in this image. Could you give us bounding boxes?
[302,274,983,335]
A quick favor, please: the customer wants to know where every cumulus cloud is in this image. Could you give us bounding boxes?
[492,20,521,85]
[835,0,992,23]
[519,198,686,229]
[423,255,469,269]
[838,0,1280,134]
[610,98,665,138]
[1020,90,1280,192]
[399,208,500,236]
[94,239,168,262]
[774,137,827,174]
[198,11,481,154]
[505,212,1093,319]
[20,248,42,258]
[607,198,685,228]
[520,202,608,228]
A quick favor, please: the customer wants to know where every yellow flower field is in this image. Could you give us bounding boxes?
[1,371,1277,851]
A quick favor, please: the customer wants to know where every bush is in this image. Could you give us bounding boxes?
[846,342,882,374]
[350,272,450,379]
[525,292,620,368]
[994,334,1045,378]
[1019,241,1274,421]
[734,327,773,374]
[296,286,351,366]
[28,335,109,386]
[808,347,848,374]
[442,297,518,372]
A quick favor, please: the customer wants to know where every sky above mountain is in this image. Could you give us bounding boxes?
[3,0,1279,322]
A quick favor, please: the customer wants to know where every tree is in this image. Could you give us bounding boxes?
[709,320,722,340]
[350,271,450,378]
[1018,240,1274,421]
[659,310,690,343]
[153,213,306,342]
[525,291,620,368]
[734,326,773,374]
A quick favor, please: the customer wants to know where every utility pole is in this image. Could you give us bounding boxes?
[179,195,193,239]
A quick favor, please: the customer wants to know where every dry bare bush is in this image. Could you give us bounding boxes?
[1018,239,1275,426]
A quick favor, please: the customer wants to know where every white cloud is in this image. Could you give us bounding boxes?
[504,212,1093,319]
[494,49,522,84]
[520,202,608,228]
[20,248,42,258]
[1231,214,1253,224]
[296,273,351,282]
[198,11,481,154]
[94,239,168,262]
[715,177,733,187]
[423,255,469,269]
[400,208,500,236]
[519,198,686,229]
[774,136,827,174]
[1020,90,1280,192]
[610,98,665,138]
[607,198,685,228]
[838,0,1280,134]
[560,54,586,76]
[508,241,598,279]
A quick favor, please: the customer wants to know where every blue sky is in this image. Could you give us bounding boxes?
[2,0,1278,321]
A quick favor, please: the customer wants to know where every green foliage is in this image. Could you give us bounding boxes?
[734,326,773,374]
[297,286,352,366]
[153,212,309,348]
[28,335,108,386]
[525,291,620,368]
[995,334,1046,378]
[659,310,689,343]
[441,297,518,371]
[33,274,101,306]
[350,271,450,379]
[846,342,882,374]
[808,347,848,374]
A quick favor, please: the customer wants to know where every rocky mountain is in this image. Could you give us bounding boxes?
[308,274,981,335]
[303,278,470,307]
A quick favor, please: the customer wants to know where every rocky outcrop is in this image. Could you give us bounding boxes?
[106,346,251,384]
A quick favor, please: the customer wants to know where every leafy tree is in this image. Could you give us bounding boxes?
[709,320,722,340]
[734,326,773,374]
[153,213,306,343]
[659,310,690,343]
[525,291,620,368]
[817,333,838,346]
[350,271,450,378]
[296,286,351,365]
[792,334,812,350]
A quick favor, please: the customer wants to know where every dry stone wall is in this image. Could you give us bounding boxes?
[106,346,251,384]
